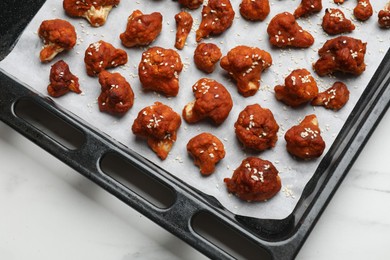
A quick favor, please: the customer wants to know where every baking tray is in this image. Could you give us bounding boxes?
[0,1,389,259]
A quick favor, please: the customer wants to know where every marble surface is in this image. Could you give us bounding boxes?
[0,109,390,259]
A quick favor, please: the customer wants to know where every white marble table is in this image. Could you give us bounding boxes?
[1,109,389,260]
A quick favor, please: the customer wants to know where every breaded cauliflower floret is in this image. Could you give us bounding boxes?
[285,114,325,160]
[294,0,322,18]
[63,0,120,27]
[274,68,318,107]
[196,0,235,42]
[175,11,193,50]
[183,78,233,125]
[98,70,134,115]
[267,12,314,48]
[378,2,390,28]
[322,8,355,35]
[47,60,80,97]
[120,10,163,48]
[38,19,77,62]
[194,43,222,74]
[234,104,279,152]
[311,81,349,111]
[138,47,183,97]
[224,157,281,202]
[354,0,373,21]
[313,36,367,76]
[220,45,272,97]
[84,40,128,76]
[132,102,181,160]
[239,0,270,21]
[187,133,225,175]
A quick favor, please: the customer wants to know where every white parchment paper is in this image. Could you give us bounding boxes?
[1,0,389,219]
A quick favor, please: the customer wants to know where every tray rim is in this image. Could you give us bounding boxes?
[1,1,390,259]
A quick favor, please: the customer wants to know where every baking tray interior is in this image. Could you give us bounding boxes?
[1,1,390,259]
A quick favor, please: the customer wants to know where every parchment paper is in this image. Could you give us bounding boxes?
[1,0,389,219]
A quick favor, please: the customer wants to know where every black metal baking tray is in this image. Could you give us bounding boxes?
[1,1,389,259]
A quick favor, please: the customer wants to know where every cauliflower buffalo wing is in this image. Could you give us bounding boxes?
[47,60,80,97]
[267,12,314,48]
[313,36,367,76]
[120,10,163,48]
[311,81,349,111]
[285,114,325,160]
[98,70,134,115]
[354,0,373,21]
[132,102,181,160]
[138,46,183,97]
[378,2,390,28]
[187,132,225,175]
[294,0,322,18]
[234,104,279,152]
[220,45,272,97]
[84,40,128,76]
[196,0,235,42]
[274,68,318,107]
[63,0,120,27]
[322,8,355,35]
[38,19,77,62]
[194,43,222,74]
[239,0,270,21]
[178,0,204,9]
[175,11,193,50]
[224,157,281,202]
[182,78,233,125]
